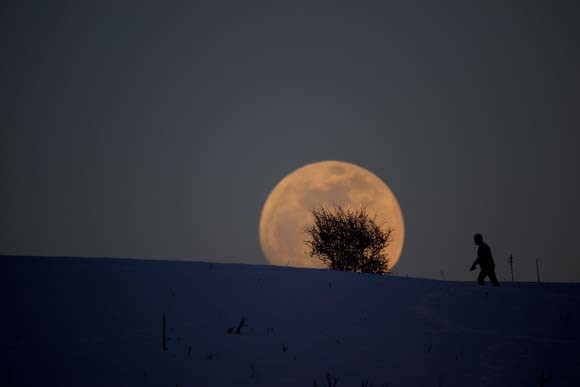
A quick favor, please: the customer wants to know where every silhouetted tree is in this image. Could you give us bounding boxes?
[305,205,393,274]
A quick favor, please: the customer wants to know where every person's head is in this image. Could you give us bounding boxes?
[473,233,484,245]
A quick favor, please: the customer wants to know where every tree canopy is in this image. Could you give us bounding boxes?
[305,205,393,274]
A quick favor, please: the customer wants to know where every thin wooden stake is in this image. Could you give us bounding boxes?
[162,314,167,351]
[440,270,445,281]
[508,254,514,282]
[536,259,541,283]
[539,368,551,386]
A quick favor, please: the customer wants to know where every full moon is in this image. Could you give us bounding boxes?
[259,161,404,270]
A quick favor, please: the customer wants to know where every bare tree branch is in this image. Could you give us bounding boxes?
[305,204,394,274]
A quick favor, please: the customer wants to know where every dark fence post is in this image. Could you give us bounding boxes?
[162,314,167,351]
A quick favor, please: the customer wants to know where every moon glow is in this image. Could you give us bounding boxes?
[259,161,404,270]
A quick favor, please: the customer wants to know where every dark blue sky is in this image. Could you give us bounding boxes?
[1,1,579,281]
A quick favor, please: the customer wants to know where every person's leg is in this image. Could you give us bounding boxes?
[489,269,500,286]
[477,269,487,285]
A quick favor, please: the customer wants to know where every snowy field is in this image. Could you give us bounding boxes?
[2,256,580,387]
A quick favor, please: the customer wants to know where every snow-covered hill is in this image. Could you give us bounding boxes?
[2,256,579,386]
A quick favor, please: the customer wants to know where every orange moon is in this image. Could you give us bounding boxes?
[259,161,404,270]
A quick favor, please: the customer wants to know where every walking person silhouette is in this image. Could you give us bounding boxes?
[470,233,500,286]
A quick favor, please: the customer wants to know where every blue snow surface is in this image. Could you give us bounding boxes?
[2,255,579,387]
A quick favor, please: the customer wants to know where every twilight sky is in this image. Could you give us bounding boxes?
[1,1,579,281]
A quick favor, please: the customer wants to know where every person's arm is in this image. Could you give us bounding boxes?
[470,257,479,271]
[470,246,483,271]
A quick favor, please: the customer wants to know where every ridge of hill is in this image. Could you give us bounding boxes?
[2,256,579,386]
